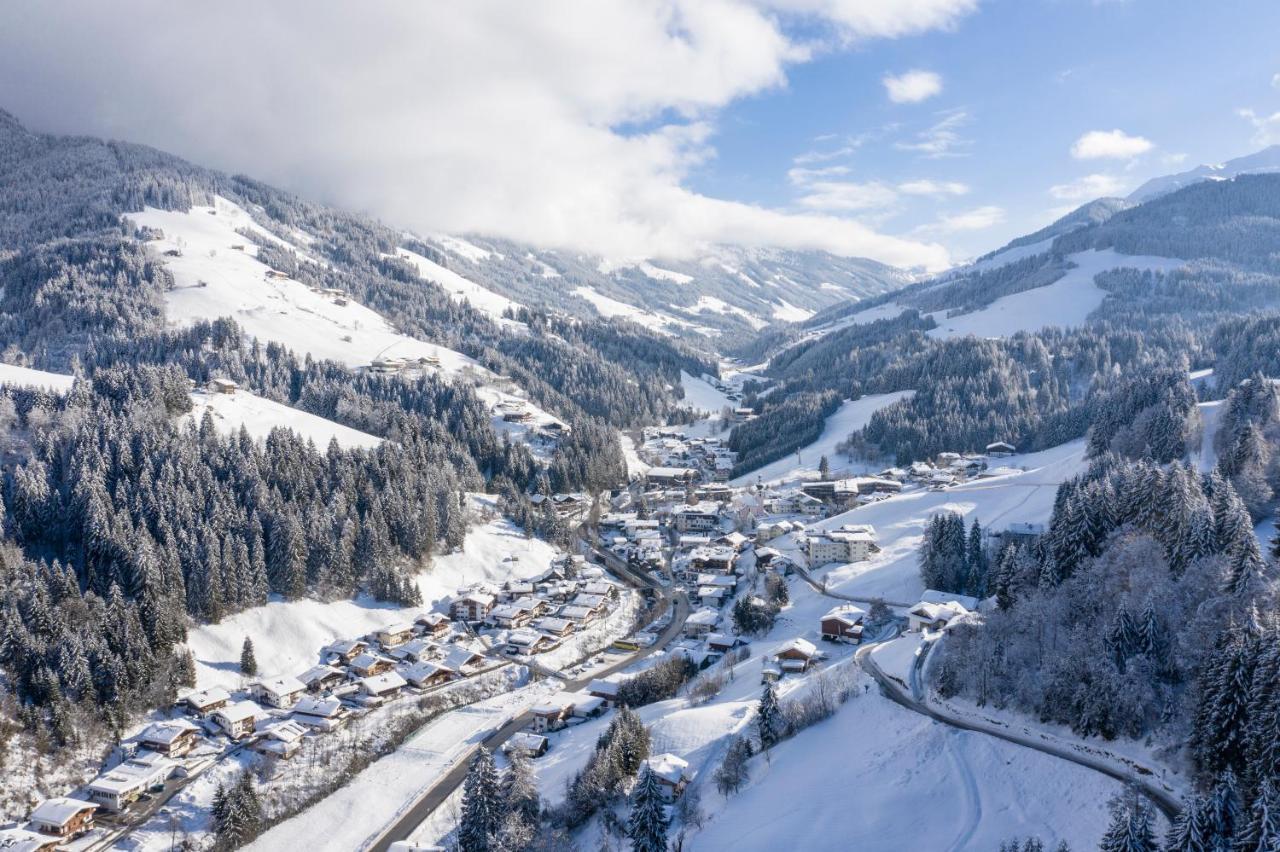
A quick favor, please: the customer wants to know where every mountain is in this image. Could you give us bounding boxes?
[1127,144,1280,202]
[404,233,914,341]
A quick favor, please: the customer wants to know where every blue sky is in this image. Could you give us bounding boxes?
[5,1,1280,269]
[689,0,1280,259]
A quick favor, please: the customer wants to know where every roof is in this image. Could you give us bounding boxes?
[293,696,344,717]
[643,753,692,785]
[361,671,408,693]
[507,732,548,751]
[440,645,484,669]
[532,692,576,715]
[258,718,308,743]
[646,466,697,477]
[256,676,306,696]
[822,604,868,626]
[136,718,200,745]
[587,679,620,697]
[0,827,58,851]
[507,627,546,646]
[403,661,455,682]
[29,796,97,826]
[777,637,818,658]
[216,700,262,723]
[298,665,344,685]
[184,686,230,707]
[686,608,720,626]
[920,589,980,611]
[349,652,393,670]
[378,622,413,635]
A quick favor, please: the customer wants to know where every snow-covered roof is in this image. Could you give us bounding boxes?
[184,686,230,708]
[643,753,692,785]
[361,671,408,694]
[920,589,980,611]
[216,700,262,723]
[298,664,344,686]
[29,796,97,826]
[777,637,818,659]
[256,676,306,697]
[587,679,620,697]
[822,604,867,626]
[686,608,720,626]
[136,718,200,745]
[294,696,344,718]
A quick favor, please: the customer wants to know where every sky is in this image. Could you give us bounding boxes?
[2,0,1279,272]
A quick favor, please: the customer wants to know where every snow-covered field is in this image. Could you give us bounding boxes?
[729,390,914,487]
[186,387,383,450]
[392,247,522,324]
[184,499,559,691]
[0,363,75,393]
[680,371,733,414]
[926,249,1186,340]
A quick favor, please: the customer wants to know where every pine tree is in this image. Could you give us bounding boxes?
[459,746,501,852]
[1235,776,1280,852]
[500,747,540,827]
[239,636,257,676]
[966,518,988,597]
[628,766,670,852]
[1099,790,1157,852]
[757,683,782,750]
[818,455,830,481]
[1165,794,1212,852]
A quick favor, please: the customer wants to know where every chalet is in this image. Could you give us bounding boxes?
[414,612,451,639]
[559,605,595,623]
[587,679,621,707]
[774,637,820,673]
[86,754,175,812]
[807,525,877,566]
[793,493,828,517]
[298,664,346,693]
[402,661,457,689]
[205,377,238,395]
[505,628,555,656]
[501,580,536,600]
[451,592,496,622]
[487,603,533,629]
[376,623,415,648]
[706,633,747,654]
[820,604,867,644]
[292,696,348,732]
[641,754,694,802]
[183,686,230,716]
[438,645,486,672]
[581,580,618,599]
[1002,522,1046,544]
[672,504,721,533]
[369,356,407,374]
[213,701,262,739]
[569,593,607,616]
[687,545,737,576]
[134,719,201,757]
[531,616,575,638]
[500,404,535,423]
[697,586,728,608]
[28,797,98,839]
[716,531,750,552]
[253,719,308,759]
[323,639,368,665]
[505,732,549,758]
[683,607,720,639]
[530,694,576,732]
[907,593,976,633]
[985,441,1016,457]
[251,676,307,709]
[570,694,606,719]
[645,466,698,488]
[349,652,396,678]
[360,671,408,700]
[754,546,781,567]
[390,637,437,663]
[0,828,59,850]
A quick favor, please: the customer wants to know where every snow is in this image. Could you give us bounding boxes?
[692,296,768,331]
[184,499,560,691]
[1194,399,1224,473]
[129,200,477,375]
[927,249,1186,340]
[430,234,498,263]
[573,286,649,322]
[620,433,651,478]
[0,364,75,393]
[961,236,1056,275]
[771,299,815,323]
[392,248,521,323]
[186,387,382,450]
[638,261,694,285]
[730,391,914,487]
[679,371,733,415]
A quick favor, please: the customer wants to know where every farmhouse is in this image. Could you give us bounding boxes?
[986,441,1016,457]
[213,701,262,739]
[376,623,415,648]
[349,652,396,678]
[134,719,201,757]
[28,797,98,839]
[774,637,820,673]
[415,611,451,639]
[206,377,238,395]
[298,664,346,693]
[252,676,307,709]
[183,686,230,715]
[323,639,368,664]
[360,671,408,700]
[402,661,457,689]
[907,593,976,632]
[820,605,867,644]
[292,696,348,731]
[451,591,496,622]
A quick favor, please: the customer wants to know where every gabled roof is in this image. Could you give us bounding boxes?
[643,753,692,785]
[294,696,344,718]
[822,604,867,626]
[30,796,97,826]
[216,700,262,723]
[136,718,200,745]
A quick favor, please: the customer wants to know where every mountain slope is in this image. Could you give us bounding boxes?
[1128,145,1280,202]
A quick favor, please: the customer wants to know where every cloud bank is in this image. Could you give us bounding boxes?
[0,0,980,270]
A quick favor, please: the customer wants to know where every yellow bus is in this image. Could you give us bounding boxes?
[611,639,641,652]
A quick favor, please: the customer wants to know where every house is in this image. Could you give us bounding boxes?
[86,754,176,812]
[773,637,820,673]
[505,732,549,758]
[645,466,698,487]
[298,664,347,693]
[807,525,877,566]
[986,441,1017,457]
[716,531,750,552]
[253,719,308,759]
[451,592,496,622]
[907,589,978,633]
[376,623,415,648]
[134,719,202,757]
[487,604,533,630]
[706,633,747,654]
[820,605,867,644]
[1002,522,1046,544]
[587,679,621,707]
[698,586,728,607]
[506,628,555,656]
[683,607,720,638]
[569,694,606,719]
[360,671,408,700]
[672,504,721,533]
[183,686,230,716]
[213,701,262,739]
[0,827,60,850]
[370,356,407,373]
[415,612,451,639]
[531,616,575,638]
[530,694,576,732]
[28,797,98,839]
[641,754,694,801]
[402,661,457,689]
[205,378,238,395]
[323,639,368,665]
[251,676,307,709]
[438,645,486,672]
[292,696,349,732]
[349,652,396,678]
[920,589,980,610]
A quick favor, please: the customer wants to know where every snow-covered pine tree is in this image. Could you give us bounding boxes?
[757,682,782,750]
[627,766,669,852]
[239,636,257,676]
[1235,776,1280,852]
[459,746,501,852]
[1099,789,1158,852]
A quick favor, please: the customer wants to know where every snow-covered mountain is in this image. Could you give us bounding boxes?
[1127,144,1280,202]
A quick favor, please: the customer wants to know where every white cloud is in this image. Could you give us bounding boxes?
[882,69,942,104]
[0,0,977,271]
[917,205,1005,233]
[1239,108,1280,147]
[1048,173,1126,201]
[797,180,900,212]
[1070,129,1154,160]
[1271,72,1280,90]
[898,178,969,196]
[896,109,971,158]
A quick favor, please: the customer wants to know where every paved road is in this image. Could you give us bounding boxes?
[857,642,1183,822]
[365,551,689,852]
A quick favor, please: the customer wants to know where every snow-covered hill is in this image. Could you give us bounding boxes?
[1128,144,1280,202]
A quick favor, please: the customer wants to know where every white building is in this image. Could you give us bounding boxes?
[806,524,877,566]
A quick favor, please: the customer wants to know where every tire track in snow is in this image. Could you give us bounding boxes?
[944,729,982,852]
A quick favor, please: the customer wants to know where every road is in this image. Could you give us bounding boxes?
[791,562,913,609]
[856,641,1183,822]
[365,540,689,852]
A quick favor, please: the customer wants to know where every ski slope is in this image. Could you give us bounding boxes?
[730,390,914,487]
[186,387,382,450]
[0,364,75,393]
